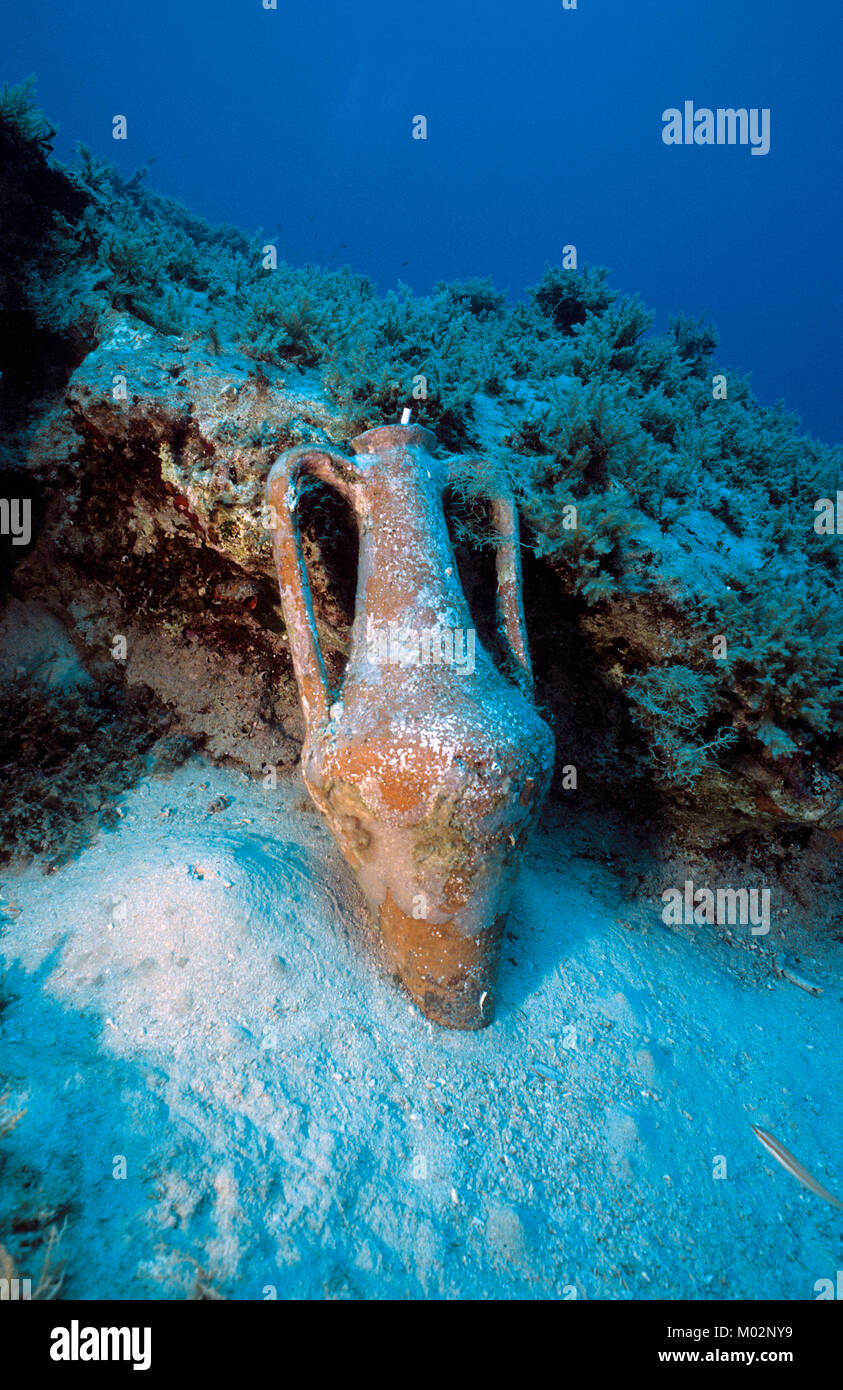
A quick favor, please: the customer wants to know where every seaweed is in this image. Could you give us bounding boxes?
[0,76,56,150]
[624,665,737,788]
[530,263,615,334]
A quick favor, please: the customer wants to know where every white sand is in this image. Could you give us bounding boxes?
[0,755,840,1299]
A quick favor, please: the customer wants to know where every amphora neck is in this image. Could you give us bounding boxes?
[348,433,470,636]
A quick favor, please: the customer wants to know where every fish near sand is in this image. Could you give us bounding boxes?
[751,1124,843,1210]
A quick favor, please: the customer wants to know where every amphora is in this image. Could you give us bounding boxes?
[266,424,554,1028]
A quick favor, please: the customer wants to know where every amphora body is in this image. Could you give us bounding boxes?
[266,424,554,1028]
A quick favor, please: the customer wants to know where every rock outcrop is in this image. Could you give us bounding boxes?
[2,84,842,855]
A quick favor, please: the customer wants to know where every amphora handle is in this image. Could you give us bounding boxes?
[265,446,358,733]
[449,460,535,701]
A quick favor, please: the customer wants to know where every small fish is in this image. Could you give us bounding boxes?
[751,1124,843,1210]
[531,1061,566,1083]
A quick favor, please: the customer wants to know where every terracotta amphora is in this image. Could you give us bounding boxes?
[265,424,554,1029]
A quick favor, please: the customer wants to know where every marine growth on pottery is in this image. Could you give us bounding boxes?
[266,424,554,1028]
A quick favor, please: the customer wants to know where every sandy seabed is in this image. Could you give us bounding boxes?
[0,755,840,1300]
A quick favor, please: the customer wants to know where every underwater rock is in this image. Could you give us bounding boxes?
[8,303,841,846]
[12,319,341,773]
[2,91,841,851]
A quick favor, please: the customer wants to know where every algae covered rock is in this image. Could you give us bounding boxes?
[2,82,842,851]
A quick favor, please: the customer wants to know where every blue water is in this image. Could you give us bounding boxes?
[4,0,841,441]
